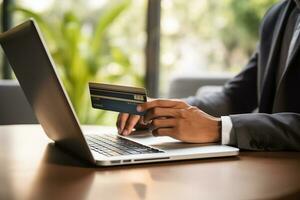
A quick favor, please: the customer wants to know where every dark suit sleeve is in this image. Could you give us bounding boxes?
[185,48,259,117]
[229,113,300,151]
[185,48,300,151]
[186,56,300,150]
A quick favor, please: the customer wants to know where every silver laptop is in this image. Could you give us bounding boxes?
[0,19,239,166]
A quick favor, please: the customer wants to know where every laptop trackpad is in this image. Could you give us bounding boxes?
[127,131,217,151]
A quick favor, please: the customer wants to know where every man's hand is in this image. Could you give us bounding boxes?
[137,99,221,143]
[117,99,221,143]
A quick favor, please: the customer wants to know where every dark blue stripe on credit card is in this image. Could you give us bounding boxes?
[91,97,146,115]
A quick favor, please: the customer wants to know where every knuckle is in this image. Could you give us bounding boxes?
[152,119,159,127]
[156,99,165,107]
[179,109,187,118]
[179,101,186,107]
[156,100,162,105]
[153,108,160,116]
[150,101,157,108]
[142,103,148,110]
[190,106,198,111]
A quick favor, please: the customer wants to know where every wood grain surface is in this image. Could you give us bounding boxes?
[0,125,299,200]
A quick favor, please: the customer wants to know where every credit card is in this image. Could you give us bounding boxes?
[89,82,147,115]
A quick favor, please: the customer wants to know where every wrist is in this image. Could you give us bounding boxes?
[211,117,222,143]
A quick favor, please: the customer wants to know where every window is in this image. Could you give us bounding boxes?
[160,0,276,96]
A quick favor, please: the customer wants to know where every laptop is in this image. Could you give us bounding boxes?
[0,19,239,166]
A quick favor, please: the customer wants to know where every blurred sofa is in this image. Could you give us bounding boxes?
[167,75,232,99]
[0,80,37,125]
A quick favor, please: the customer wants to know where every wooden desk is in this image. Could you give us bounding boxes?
[0,125,299,200]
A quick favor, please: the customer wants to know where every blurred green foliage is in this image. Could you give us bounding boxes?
[159,0,278,95]
[160,0,278,79]
[208,0,277,69]
[222,0,278,55]
[12,0,144,125]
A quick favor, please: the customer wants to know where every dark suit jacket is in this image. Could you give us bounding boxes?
[187,0,300,151]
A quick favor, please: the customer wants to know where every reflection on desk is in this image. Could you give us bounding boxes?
[0,125,300,200]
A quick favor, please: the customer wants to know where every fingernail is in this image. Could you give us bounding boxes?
[137,106,142,112]
[123,130,128,136]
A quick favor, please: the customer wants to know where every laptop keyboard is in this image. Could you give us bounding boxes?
[85,134,163,157]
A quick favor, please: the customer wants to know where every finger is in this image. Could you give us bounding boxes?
[144,107,181,122]
[134,116,149,130]
[152,128,174,137]
[137,99,188,112]
[147,97,155,102]
[116,113,121,133]
[116,113,123,128]
[123,115,140,136]
[118,113,129,133]
[116,113,121,128]
[134,122,150,131]
[138,99,187,111]
[139,116,147,125]
[151,118,177,129]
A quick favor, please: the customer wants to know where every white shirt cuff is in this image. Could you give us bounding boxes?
[221,116,233,145]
